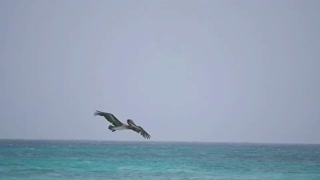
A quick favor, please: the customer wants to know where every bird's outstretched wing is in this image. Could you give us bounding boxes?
[128,120,151,139]
[136,126,151,139]
[94,110,123,126]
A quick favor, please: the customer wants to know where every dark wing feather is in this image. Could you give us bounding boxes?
[94,110,123,126]
[128,121,151,139]
[137,126,151,139]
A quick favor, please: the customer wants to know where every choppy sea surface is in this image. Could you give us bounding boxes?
[0,140,319,180]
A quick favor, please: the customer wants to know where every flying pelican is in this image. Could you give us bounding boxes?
[94,110,151,139]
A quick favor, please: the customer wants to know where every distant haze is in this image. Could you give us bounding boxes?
[1,0,319,144]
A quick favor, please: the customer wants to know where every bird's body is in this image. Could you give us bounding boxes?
[113,125,128,131]
[94,110,151,139]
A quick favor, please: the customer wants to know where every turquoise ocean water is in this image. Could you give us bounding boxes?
[0,140,319,180]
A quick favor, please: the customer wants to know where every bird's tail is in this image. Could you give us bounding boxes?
[94,110,102,116]
[108,125,115,132]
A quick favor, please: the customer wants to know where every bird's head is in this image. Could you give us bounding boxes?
[127,119,136,126]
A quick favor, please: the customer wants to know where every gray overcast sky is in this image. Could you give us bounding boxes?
[1,0,319,144]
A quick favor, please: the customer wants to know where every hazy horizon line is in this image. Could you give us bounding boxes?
[1,138,319,146]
